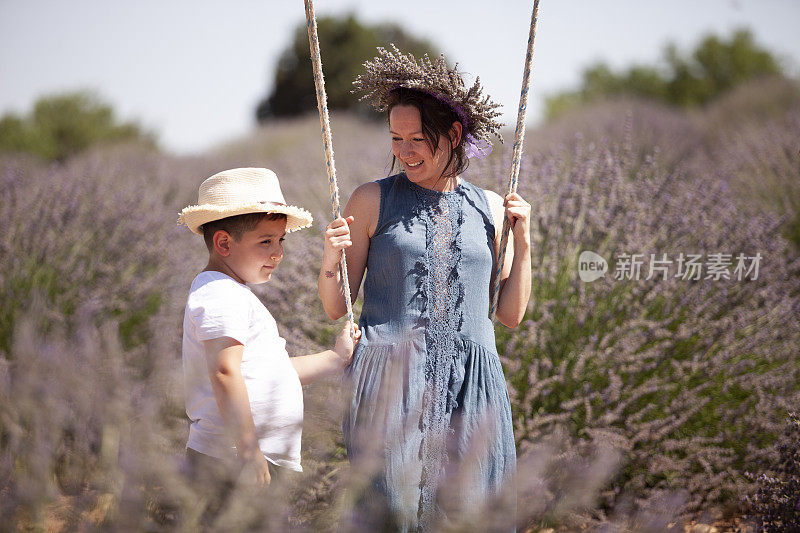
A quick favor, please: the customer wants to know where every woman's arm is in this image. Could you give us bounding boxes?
[486,189,532,328]
[318,182,380,320]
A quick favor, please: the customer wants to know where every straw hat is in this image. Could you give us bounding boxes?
[177,168,313,235]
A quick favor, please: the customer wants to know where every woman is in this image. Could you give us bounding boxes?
[318,46,531,531]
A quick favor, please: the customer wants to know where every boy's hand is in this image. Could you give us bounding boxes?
[290,323,361,384]
[322,216,354,271]
[240,452,271,487]
[334,321,361,367]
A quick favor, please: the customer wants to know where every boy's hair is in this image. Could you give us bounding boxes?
[202,212,287,250]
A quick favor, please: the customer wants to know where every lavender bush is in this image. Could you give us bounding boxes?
[689,78,800,251]
[743,412,800,531]
[466,78,800,529]
[1,80,798,531]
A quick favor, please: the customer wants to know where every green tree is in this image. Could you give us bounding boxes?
[665,29,783,106]
[0,91,154,162]
[545,28,785,119]
[256,13,438,120]
[581,63,668,102]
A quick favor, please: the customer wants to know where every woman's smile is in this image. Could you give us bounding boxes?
[389,104,456,191]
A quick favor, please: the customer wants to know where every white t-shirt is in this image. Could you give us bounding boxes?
[182,270,303,471]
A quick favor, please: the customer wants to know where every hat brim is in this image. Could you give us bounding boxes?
[177,201,313,235]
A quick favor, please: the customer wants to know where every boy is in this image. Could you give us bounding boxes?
[177,167,359,492]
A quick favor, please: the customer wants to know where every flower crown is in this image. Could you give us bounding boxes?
[352,44,504,156]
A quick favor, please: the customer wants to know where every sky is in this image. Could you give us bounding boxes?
[1,0,798,155]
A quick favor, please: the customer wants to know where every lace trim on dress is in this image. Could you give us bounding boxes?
[413,183,465,529]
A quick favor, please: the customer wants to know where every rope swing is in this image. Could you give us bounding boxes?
[490,0,541,319]
[304,0,355,326]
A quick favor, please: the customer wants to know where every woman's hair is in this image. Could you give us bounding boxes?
[386,87,469,180]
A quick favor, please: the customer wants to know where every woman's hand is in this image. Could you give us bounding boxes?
[504,192,531,247]
[322,216,354,272]
[490,190,532,328]
[334,321,361,367]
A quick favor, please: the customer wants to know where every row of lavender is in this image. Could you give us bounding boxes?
[468,77,800,529]
[1,77,798,530]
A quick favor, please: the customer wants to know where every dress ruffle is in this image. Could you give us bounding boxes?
[344,336,516,531]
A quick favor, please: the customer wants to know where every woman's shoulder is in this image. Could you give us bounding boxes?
[344,179,382,232]
[348,180,381,206]
[460,179,502,209]
[468,184,504,230]
[474,184,502,205]
[348,173,410,210]
[347,174,414,234]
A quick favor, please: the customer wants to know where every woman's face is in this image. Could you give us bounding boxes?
[389,104,460,191]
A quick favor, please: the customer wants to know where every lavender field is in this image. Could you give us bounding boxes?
[1,77,799,531]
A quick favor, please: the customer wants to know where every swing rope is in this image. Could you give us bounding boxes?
[490,0,541,319]
[304,0,355,326]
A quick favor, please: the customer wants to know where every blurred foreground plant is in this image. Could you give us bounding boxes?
[743,412,800,531]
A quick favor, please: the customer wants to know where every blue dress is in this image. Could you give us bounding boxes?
[343,173,516,531]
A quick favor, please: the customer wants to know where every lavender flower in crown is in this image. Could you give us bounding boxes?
[465,133,493,159]
[352,44,504,157]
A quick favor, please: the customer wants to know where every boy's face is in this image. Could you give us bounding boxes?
[224,217,287,284]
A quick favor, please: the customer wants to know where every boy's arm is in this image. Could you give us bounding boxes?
[203,336,271,486]
[290,350,344,386]
[290,322,360,385]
